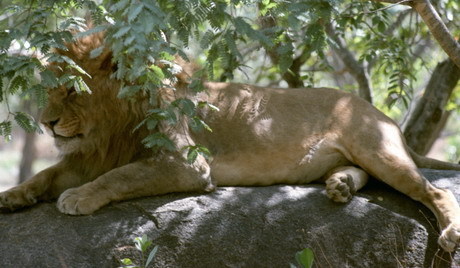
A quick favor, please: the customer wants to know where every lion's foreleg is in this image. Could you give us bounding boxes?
[323,166,369,203]
[57,155,214,215]
[0,169,52,211]
[0,164,82,211]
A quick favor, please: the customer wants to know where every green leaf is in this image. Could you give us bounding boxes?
[188,79,204,92]
[185,144,211,163]
[295,248,314,268]
[147,65,165,82]
[142,133,176,151]
[224,31,242,60]
[128,4,144,23]
[75,25,109,39]
[233,17,272,47]
[134,236,143,252]
[14,112,41,133]
[187,147,199,163]
[69,64,91,78]
[143,108,177,126]
[189,116,212,133]
[172,98,196,116]
[146,118,158,130]
[121,258,133,265]
[111,0,130,12]
[113,26,132,39]
[118,85,142,98]
[72,76,92,94]
[140,235,153,253]
[90,46,105,59]
[9,75,28,95]
[31,84,48,108]
[145,245,159,267]
[276,43,294,74]
[260,0,278,16]
[40,69,58,88]
[0,121,12,141]
[200,30,215,49]
[197,101,220,111]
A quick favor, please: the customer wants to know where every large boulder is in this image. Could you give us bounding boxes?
[0,169,459,267]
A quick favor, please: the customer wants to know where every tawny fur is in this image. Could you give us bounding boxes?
[1,31,460,253]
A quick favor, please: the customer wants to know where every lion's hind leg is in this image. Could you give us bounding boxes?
[344,132,460,252]
[323,166,369,203]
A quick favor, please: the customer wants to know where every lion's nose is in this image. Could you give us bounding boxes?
[43,118,60,130]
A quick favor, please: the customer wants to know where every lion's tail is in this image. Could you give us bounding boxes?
[409,147,460,171]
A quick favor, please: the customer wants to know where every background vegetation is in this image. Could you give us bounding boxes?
[0,0,459,185]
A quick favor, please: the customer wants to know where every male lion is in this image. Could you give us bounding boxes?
[1,32,460,253]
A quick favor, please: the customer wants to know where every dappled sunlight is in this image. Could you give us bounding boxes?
[0,174,456,266]
[265,185,319,207]
[120,183,443,266]
[430,177,460,197]
[0,0,459,265]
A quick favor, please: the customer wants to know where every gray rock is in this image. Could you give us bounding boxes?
[0,169,459,267]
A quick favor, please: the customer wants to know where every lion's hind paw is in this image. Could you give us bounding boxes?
[438,223,460,252]
[325,174,355,203]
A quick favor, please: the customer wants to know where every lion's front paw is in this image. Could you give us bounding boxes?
[438,222,460,252]
[57,187,107,215]
[0,188,37,211]
[325,174,355,203]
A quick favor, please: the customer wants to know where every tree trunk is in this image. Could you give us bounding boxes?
[18,101,38,183]
[18,132,37,183]
[403,59,460,155]
[258,15,305,88]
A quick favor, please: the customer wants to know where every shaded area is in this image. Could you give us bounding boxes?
[0,169,458,267]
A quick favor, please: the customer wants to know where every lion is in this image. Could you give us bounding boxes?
[1,32,460,253]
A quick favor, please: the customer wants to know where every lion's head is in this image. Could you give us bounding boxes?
[41,32,147,159]
[40,28,195,174]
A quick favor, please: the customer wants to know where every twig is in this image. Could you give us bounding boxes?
[363,0,413,14]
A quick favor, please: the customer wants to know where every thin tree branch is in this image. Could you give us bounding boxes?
[371,0,460,68]
[325,23,373,103]
[372,0,412,4]
[363,0,413,13]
